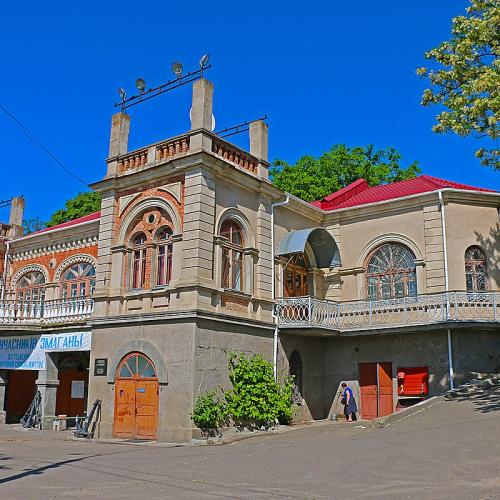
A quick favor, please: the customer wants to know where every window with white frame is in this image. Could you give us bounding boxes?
[131,233,147,289]
[156,227,173,286]
[16,271,46,301]
[61,263,96,299]
[366,243,417,300]
[220,220,244,292]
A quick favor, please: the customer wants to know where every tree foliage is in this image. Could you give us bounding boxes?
[417,0,500,169]
[46,191,101,227]
[22,217,46,235]
[269,145,420,202]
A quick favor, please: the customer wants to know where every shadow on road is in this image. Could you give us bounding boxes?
[0,454,102,485]
[444,382,500,413]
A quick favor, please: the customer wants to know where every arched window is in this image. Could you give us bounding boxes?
[220,220,244,291]
[283,254,309,297]
[61,263,96,299]
[289,351,303,403]
[156,228,173,286]
[132,233,147,289]
[465,246,487,292]
[117,353,157,379]
[366,243,417,300]
[16,271,46,301]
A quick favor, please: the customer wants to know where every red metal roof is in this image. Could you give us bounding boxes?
[311,175,496,211]
[29,211,101,236]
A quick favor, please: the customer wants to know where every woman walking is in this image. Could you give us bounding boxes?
[341,382,358,422]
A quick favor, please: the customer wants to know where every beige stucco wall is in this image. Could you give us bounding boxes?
[445,202,500,290]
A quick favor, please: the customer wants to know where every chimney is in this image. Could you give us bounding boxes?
[8,196,24,238]
[249,120,269,180]
[190,78,213,151]
[106,112,130,176]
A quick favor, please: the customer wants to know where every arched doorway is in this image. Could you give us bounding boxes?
[114,352,159,440]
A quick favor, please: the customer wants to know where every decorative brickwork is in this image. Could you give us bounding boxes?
[9,245,98,287]
[221,292,250,312]
[121,208,174,290]
[115,179,185,242]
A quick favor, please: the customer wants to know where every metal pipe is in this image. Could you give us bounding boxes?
[271,195,290,381]
[438,190,449,292]
[447,329,455,390]
[1,240,10,302]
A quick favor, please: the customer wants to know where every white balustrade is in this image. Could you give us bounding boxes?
[275,291,500,331]
[0,298,94,325]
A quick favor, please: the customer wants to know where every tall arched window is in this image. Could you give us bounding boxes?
[61,263,96,299]
[132,233,147,289]
[156,228,173,286]
[289,351,303,403]
[366,243,417,300]
[220,220,244,291]
[16,271,46,301]
[465,246,487,292]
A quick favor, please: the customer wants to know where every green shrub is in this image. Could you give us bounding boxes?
[224,353,294,426]
[191,390,225,430]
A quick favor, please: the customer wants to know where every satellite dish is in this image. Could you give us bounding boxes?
[135,78,146,93]
[117,87,127,101]
[189,107,216,131]
[171,61,183,77]
[199,54,210,68]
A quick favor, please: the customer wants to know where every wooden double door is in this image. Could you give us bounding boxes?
[359,362,393,420]
[114,353,159,440]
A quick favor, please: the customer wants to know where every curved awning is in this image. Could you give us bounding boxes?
[277,228,341,268]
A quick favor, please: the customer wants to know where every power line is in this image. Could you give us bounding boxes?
[0,103,89,187]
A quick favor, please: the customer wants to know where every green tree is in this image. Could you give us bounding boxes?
[269,145,420,202]
[22,217,46,235]
[47,191,101,227]
[417,0,500,169]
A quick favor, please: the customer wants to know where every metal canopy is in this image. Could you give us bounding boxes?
[277,228,341,268]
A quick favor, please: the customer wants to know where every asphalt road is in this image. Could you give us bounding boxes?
[0,383,499,499]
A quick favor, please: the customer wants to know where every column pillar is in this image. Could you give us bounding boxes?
[249,120,269,180]
[0,370,7,424]
[190,78,213,152]
[36,353,59,430]
[106,112,130,177]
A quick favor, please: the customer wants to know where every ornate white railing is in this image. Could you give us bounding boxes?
[0,298,94,325]
[275,291,500,331]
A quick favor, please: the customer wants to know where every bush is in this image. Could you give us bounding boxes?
[191,390,225,430]
[224,353,294,426]
[191,353,294,431]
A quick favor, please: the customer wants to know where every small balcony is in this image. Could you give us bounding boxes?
[0,298,94,326]
[275,291,500,332]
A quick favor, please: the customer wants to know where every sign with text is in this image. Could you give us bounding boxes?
[0,332,92,370]
[94,358,108,376]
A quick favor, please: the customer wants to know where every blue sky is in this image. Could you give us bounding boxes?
[1,0,498,222]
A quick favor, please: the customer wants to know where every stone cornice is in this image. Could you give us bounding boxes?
[11,235,98,262]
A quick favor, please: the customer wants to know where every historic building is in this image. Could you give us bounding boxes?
[1,77,499,441]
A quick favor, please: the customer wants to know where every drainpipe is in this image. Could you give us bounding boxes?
[438,190,454,389]
[271,195,290,381]
[1,241,10,302]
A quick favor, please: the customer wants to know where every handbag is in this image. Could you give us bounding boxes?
[340,396,347,405]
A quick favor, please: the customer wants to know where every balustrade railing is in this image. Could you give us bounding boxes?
[275,291,500,331]
[0,298,94,325]
[212,139,258,173]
